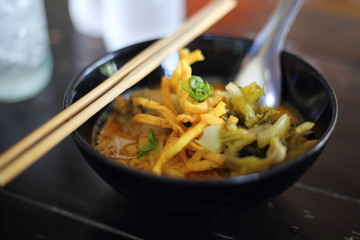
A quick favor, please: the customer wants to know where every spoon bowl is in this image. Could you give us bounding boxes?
[235,0,304,107]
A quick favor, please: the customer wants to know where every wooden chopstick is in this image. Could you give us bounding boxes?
[0,0,235,168]
[0,0,237,186]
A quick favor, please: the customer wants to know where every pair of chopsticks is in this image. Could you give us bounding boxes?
[0,0,237,186]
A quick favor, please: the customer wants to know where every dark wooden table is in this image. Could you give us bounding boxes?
[1,1,359,239]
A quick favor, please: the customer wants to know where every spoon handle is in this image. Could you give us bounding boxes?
[235,0,303,107]
[251,0,303,56]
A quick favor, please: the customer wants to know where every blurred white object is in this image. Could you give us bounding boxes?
[101,0,185,51]
[0,0,53,103]
[68,0,102,37]
[68,0,185,52]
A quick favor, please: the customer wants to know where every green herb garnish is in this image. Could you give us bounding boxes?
[100,61,117,77]
[180,76,212,102]
[137,128,158,158]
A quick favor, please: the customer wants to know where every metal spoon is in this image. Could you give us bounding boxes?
[234,0,303,107]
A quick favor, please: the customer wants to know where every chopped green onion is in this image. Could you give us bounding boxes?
[180,75,212,102]
[100,61,117,77]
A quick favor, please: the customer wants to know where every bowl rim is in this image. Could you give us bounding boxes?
[64,35,338,187]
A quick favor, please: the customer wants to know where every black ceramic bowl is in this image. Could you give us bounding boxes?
[64,35,337,212]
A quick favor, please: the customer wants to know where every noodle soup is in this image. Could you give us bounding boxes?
[94,49,317,179]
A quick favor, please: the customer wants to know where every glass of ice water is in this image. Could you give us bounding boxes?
[0,0,53,103]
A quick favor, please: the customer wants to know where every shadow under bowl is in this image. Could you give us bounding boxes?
[64,35,338,212]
